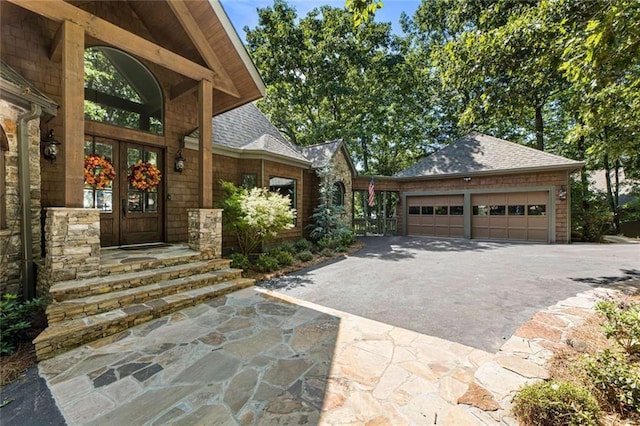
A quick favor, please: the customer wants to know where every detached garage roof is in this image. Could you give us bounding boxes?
[396,132,584,178]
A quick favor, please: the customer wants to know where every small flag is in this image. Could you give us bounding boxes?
[368,176,375,207]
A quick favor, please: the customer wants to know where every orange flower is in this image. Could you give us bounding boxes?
[128,160,161,191]
[84,155,116,189]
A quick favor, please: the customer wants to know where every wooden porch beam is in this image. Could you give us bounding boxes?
[198,79,213,208]
[49,23,63,61]
[170,79,199,101]
[8,0,215,84]
[62,20,85,207]
[166,0,241,98]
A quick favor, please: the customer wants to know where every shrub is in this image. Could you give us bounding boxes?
[294,238,313,253]
[219,181,295,255]
[583,349,640,416]
[513,380,600,426]
[338,230,357,247]
[0,294,45,355]
[320,248,334,257]
[255,254,280,273]
[229,253,251,271]
[595,300,640,357]
[273,250,294,267]
[335,245,348,253]
[317,237,338,251]
[276,242,297,254]
[297,250,314,262]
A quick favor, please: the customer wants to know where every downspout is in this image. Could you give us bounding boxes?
[17,103,41,300]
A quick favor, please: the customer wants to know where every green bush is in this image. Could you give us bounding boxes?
[0,294,45,355]
[273,250,294,267]
[276,242,297,254]
[338,230,357,247]
[317,237,338,251]
[583,349,640,415]
[230,252,251,270]
[294,238,313,253]
[513,380,600,426]
[335,245,348,253]
[595,300,640,357]
[255,254,280,272]
[320,248,334,257]
[297,250,314,262]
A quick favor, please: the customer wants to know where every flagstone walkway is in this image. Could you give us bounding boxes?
[37,286,615,425]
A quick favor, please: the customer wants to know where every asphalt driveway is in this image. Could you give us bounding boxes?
[261,236,640,353]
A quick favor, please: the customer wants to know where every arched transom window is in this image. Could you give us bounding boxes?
[84,46,163,134]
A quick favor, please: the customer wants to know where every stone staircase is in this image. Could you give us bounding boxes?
[34,249,254,360]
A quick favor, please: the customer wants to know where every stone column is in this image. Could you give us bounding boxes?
[188,209,222,259]
[42,208,100,288]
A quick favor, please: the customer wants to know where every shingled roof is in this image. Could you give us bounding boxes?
[301,140,342,168]
[187,103,308,164]
[396,132,584,178]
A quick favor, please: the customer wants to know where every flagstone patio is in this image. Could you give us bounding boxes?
[34,285,616,425]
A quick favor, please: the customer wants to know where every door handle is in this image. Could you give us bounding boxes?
[122,199,128,218]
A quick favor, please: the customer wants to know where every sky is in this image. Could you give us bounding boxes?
[219,0,423,40]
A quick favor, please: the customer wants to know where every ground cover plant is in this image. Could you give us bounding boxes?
[514,293,640,425]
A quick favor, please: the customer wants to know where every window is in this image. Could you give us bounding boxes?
[333,181,345,206]
[435,206,448,215]
[450,206,464,215]
[241,173,257,190]
[83,138,114,212]
[84,46,163,134]
[421,206,434,215]
[0,125,7,229]
[473,205,489,216]
[489,205,506,215]
[528,204,546,216]
[508,205,525,216]
[269,176,296,224]
[408,206,420,215]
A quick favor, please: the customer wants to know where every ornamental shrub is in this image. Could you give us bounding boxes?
[219,181,295,256]
[294,239,313,253]
[513,380,600,426]
[230,253,251,271]
[256,254,280,273]
[272,250,294,267]
[320,248,334,257]
[595,300,640,357]
[583,349,640,416]
[297,250,313,262]
[0,294,45,355]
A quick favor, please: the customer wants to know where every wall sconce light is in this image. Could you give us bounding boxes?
[41,129,60,163]
[558,185,567,201]
[174,149,185,173]
[463,176,472,182]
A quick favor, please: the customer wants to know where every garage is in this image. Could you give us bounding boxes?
[471,192,549,242]
[394,133,584,243]
[407,194,464,237]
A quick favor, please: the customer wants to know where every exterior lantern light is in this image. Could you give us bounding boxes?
[174,149,185,173]
[463,176,472,182]
[41,129,60,163]
[558,185,567,201]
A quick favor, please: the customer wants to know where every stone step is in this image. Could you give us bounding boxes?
[34,277,255,360]
[46,268,243,323]
[99,250,203,277]
[50,259,232,302]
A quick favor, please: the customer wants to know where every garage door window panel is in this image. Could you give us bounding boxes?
[408,206,420,215]
[435,206,448,215]
[490,205,506,215]
[508,205,525,215]
[473,205,489,216]
[528,204,546,216]
[450,206,464,215]
[421,206,433,215]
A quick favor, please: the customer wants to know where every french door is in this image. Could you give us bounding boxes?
[84,137,164,246]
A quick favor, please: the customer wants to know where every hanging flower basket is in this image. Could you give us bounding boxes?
[128,160,161,191]
[84,154,116,189]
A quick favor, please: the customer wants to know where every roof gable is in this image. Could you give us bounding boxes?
[302,140,357,174]
[396,132,583,178]
[0,59,58,119]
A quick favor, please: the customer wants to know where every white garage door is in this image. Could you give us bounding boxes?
[471,192,549,242]
[407,195,464,237]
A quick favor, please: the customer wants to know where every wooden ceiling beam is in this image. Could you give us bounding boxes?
[8,0,216,83]
[49,23,63,61]
[166,0,240,98]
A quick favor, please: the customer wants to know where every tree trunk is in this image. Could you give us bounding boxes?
[603,152,619,234]
[361,138,370,173]
[535,105,544,151]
